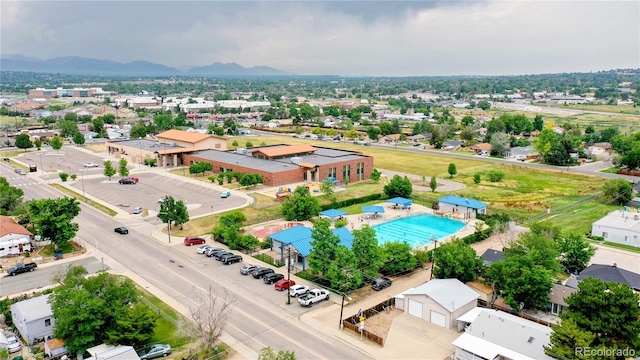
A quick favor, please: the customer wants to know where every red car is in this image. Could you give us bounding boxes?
[184,236,205,246]
[274,279,295,291]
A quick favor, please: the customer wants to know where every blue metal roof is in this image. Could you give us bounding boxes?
[386,197,413,206]
[268,225,353,257]
[362,206,385,213]
[438,195,487,209]
[319,209,348,218]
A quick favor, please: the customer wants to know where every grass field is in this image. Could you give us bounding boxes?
[138,288,192,348]
[548,103,639,115]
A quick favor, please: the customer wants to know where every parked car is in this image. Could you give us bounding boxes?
[214,251,233,261]
[222,254,243,265]
[516,155,526,161]
[7,263,37,276]
[6,334,21,353]
[289,284,309,297]
[274,279,295,291]
[157,195,168,204]
[205,248,225,257]
[220,191,231,198]
[132,206,143,214]
[114,227,129,234]
[263,273,284,284]
[119,178,137,185]
[184,236,206,246]
[363,142,371,146]
[252,267,275,279]
[371,277,393,291]
[197,245,214,254]
[298,288,330,307]
[139,344,172,359]
[240,264,258,275]
[83,162,99,168]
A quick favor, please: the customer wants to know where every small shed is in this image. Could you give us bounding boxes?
[437,196,487,219]
[45,338,67,358]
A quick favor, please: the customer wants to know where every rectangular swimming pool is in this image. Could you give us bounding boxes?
[372,214,466,247]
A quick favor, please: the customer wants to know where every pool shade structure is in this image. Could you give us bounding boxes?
[362,206,385,219]
[319,209,348,221]
[387,197,413,207]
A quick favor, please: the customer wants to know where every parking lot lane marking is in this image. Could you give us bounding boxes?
[157,263,326,359]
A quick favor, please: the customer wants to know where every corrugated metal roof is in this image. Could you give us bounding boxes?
[269,225,353,257]
[438,195,487,209]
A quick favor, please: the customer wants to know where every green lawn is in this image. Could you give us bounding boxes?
[138,289,192,348]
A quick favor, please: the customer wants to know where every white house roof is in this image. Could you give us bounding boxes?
[456,307,496,323]
[403,279,479,312]
[592,210,640,232]
[11,294,52,322]
[452,309,553,360]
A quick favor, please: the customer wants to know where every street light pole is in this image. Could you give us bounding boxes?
[339,294,353,329]
[430,237,438,280]
[287,245,292,305]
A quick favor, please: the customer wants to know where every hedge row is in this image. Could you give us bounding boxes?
[320,193,383,211]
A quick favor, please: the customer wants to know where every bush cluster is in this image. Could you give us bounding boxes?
[320,193,382,211]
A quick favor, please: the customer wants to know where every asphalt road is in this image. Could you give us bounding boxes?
[2,163,369,359]
[0,257,107,296]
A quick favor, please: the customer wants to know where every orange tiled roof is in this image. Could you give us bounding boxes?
[0,215,32,238]
[158,130,224,144]
[471,143,492,151]
[298,162,318,168]
[253,145,317,158]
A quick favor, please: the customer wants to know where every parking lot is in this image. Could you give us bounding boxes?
[17,146,112,176]
[70,172,246,217]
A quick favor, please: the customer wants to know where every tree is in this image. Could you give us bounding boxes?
[72,132,85,146]
[49,266,156,356]
[189,162,213,176]
[383,175,412,198]
[380,241,417,275]
[326,246,363,292]
[555,233,596,274]
[103,160,116,180]
[486,255,553,310]
[320,180,334,195]
[189,286,235,354]
[461,115,475,127]
[533,115,544,131]
[601,178,632,204]
[258,347,296,360]
[212,211,247,246]
[489,132,509,156]
[432,240,483,283]
[246,141,254,148]
[58,119,78,138]
[129,124,147,139]
[533,128,558,160]
[429,176,437,192]
[281,186,321,221]
[158,196,188,230]
[14,133,33,151]
[173,200,190,230]
[544,318,596,360]
[51,136,63,152]
[308,219,340,276]
[506,232,562,274]
[118,158,129,178]
[34,138,42,150]
[447,163,457,178]
[29,197,80,250]
[351,225,384,279]
[477,100,491,111]
[562,277,640,350]
[239,173,263,188]
[370,169,382,183]
[367,126,381,140]
[473,174,481,184]
[64,112,78,122]
[0,177,24,215]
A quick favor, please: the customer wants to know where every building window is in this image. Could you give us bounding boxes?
[602,232,608,239]
[625,236,629,242]
[342,165,350,181]
[45,319,51,326]
[356,162,364,181]
[328,167,336,178]
[215,144,221,149]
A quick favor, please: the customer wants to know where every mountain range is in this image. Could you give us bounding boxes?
[0,54,290,76]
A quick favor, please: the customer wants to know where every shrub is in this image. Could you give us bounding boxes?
[486,170,505,182]
[334,219,348,228]
[59,172,69,182]
[591,236,604,241]
[319,193,383,211]
[473,174,481,184]
[70,174,77,181]
[24,251,30,257]
[144,158,157,167]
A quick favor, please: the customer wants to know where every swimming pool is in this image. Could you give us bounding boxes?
[372,214,466,247]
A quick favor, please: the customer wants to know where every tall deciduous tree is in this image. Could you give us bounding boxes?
[308,219,340,276]
[189,286,235,353]
[103,160,116,180]
[258,347,296,360]
[383,175,412,198]
[601,178,633,204]
[34,138,42,150]
[72,132,85,146]
[326,246,363,292]
[477,100,491,111]
[173,200,190,230]
[58,119,78,138]
[432,240,483,283]
[158,196,188,230]
[555,233,596,274]
[486,255,553,310]
[51,136,63,152]
[281,186,321,221]
[351,225,384,279]
[506,232,562,274]
[14,133,33,151]
[29,197,80,250]
[0,177,24,215]
[380,241,417,275]
[118,158,129,178]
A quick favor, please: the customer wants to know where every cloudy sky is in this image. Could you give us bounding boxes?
[1,1,638,76]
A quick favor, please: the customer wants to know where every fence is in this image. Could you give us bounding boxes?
[478,299,554,328]
[342,298,395,346]
[527,195,598,222]
[139,296,179,326]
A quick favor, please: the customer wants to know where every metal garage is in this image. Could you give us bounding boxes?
[430,310,446,327]
[408,299,423,318]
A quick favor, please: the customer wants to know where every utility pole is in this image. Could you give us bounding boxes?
[430,238,438,280]
[287,245,291,305]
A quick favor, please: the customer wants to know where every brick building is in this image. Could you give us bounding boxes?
[27,87,112,100]
[184,144,373,187]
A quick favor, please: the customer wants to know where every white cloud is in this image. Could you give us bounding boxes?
[1,1,638,75]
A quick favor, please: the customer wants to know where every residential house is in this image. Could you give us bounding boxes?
[378,134,402,144]
[507,146,538,160]
[0,215,32,257]
[394,279,479,329]
[480,249,504,266]
[437,196,488,219]
[465,280,494,304]
[452,308,553,360]
[268,226,353,271]
[442,140,463,151]
[11,294,55,344]
[469,143,491,154]
[591,210,640,247]
[406,134,427,143]
[547,283,577,316]
[573,263,640,291]
[586,142,612,157]
[86,343,140,360]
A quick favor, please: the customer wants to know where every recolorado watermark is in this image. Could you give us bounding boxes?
[575,347,636,357]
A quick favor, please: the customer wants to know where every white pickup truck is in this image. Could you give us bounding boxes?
[297,288,330,307]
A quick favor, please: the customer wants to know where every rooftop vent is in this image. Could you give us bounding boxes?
[291,157,302,164]
[168,142,176,147]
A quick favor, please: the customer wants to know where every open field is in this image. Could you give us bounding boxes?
[0,114,33,126]
[548,103,639,115]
